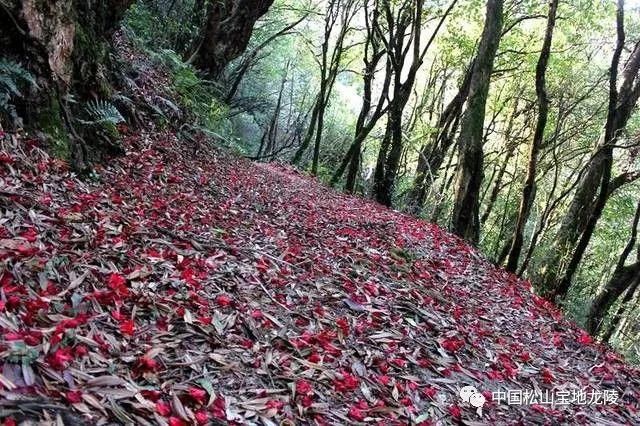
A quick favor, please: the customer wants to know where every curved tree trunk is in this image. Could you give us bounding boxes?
[505,0,558,272]
[372,0,457,207]
[291,0,356,170]
[587,261,640,335]
[586,198,640,335]
[600,276,640,342]
[542,0,640,299]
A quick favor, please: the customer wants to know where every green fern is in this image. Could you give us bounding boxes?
[0,59,37,114]
[80,99,125,125]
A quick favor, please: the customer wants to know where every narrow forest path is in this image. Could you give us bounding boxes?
[0,128,638,425]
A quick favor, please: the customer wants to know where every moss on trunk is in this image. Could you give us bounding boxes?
[0,0,133,168]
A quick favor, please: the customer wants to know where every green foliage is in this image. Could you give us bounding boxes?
[38,96,71,160]
[173,65,226,128]
[0,59,37,123]
[0,59,36,97]
[124,4,238,148]
[80,100,125,126]
[6,341,39,365]
[152,49,233,137]
[123,1,201,54]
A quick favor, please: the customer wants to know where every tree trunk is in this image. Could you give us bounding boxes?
[291,97,321,165]
[225,14,307,102]
[331,1,388,192]
[292,0,355,170]
[372,0,457,207]
[406,62,473,214]
[374,95,407,205]
[1,0,134,95]
[0,0,135,169]
[480,145,515,225]
[190,0,275,77]
[450,0,503,244]
[601,276,640,342]
[586,198,640,335]
[311,85,327,175]
[587,261,640,335]
[505,0,558,272]
[542,0,640,299]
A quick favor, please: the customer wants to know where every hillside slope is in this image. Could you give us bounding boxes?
[0,129,639,425]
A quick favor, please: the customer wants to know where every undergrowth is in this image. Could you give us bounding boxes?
[123,6,245,153]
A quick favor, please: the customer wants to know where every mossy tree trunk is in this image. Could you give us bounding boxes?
[505,0,558,272]
[0,0,135,169]
[540,0,640,299]
[190,0,275,78]
[450,0,503,244]
[586,198,640,336]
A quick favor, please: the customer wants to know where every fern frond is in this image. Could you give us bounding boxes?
[0,59,37,99]
[80,100,125,125]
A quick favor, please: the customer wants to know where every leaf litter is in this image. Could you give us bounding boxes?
[0,130,639,425]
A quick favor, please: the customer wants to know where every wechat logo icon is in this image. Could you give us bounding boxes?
[459,385,486,408]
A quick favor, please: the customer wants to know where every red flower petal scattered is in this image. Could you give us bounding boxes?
[156,401,172,417]
[120,319,136,336]
[441,337,465,353]
[65,390,82,404]
[577,330,593,345]
[296,379,313,395]
[47,347,74,370]
[1,106,639,426]
[449,404,461,419]
[188,387,208,404]
[216,294,232,307]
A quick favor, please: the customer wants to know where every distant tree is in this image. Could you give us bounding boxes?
[291,0,359,174]
[372,0,458,206]
[330,0,390,192]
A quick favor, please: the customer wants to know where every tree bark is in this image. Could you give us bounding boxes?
[505,0,558,272]
[1,0,134,94]
[0,0,135,169]
[543,0,640,299]
[450,0,503,244]
[190,0,275,78]
[586,198,640,335]
[587,261,640,336]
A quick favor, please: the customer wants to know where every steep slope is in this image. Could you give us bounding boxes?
[0,128,639,426]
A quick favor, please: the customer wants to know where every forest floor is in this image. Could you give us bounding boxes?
[0,40,639,426]
[1,124,640,426]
